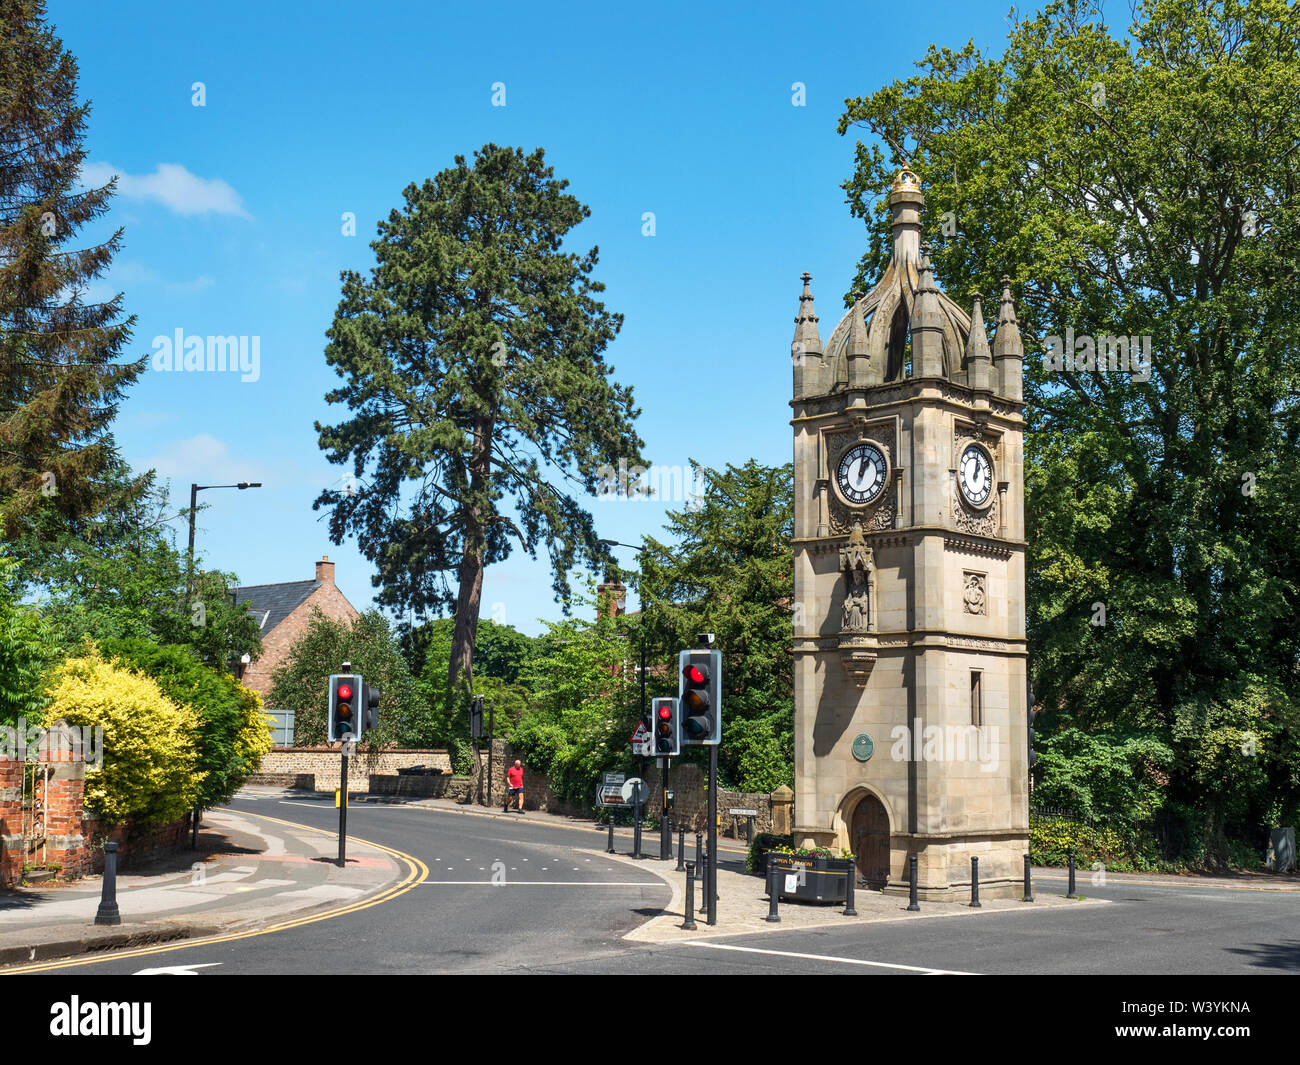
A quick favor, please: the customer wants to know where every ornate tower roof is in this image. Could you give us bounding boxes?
[821,170,974,387]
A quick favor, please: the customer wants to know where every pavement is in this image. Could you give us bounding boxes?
[3,784,1297,969]
[0,801,409,968]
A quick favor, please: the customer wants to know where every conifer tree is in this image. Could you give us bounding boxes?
[315,145,644,767]
[0,0,144,537]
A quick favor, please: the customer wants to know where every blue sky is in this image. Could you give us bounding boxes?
[51,0,1018,636]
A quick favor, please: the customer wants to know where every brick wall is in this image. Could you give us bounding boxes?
[240,568,360,702]
[0,758,21,888]
[1,748,194,887]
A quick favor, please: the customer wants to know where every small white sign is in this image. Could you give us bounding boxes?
[729,808,758,816]
[784,873,800,893]
[620,777,650,805]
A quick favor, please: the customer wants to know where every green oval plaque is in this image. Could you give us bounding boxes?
[851,734,875,762]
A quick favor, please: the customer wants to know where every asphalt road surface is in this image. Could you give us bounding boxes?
[24,794,1300,977]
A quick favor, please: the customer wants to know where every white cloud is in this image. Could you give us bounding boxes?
[167,275,215,293]
[144,433,264,482]
[82,161,251,218]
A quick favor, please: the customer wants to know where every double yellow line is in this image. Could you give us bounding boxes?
[3,808,428,974]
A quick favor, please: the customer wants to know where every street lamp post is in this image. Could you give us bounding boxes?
[599,538,670,860]
[187,482,262,592]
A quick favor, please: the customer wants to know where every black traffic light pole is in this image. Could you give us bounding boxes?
[337,741,349,867]
[707,741,718,925]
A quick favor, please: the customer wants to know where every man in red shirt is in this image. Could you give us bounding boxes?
[505,760,524,813]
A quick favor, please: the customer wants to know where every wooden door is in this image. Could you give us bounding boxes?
[851,794,890,887]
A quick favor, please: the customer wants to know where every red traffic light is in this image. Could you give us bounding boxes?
[337,684,352,700]
[683,665,706,685]
[658,705,672,720]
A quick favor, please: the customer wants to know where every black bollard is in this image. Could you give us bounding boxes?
[94,841,122,926]
[765,865,781,923]
[606,818,615,854]
[683,862,698,931]
[907,854,920,911]
[843,859,858,917]
[700,848,710,914]
[676,825,685,872]
[1067,848,1077,898]
[1023,853,1034,902]
[632,802,643,859]
[694,832,703,880]
[970,856,981,907]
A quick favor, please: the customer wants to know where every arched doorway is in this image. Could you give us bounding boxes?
[850,793,890,887]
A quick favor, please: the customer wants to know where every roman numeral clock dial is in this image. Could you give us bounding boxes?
[835,442,888,507]
[958,443,994,508]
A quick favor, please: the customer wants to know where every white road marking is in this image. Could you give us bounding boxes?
[681,941,977,975]
[134,962,222,975]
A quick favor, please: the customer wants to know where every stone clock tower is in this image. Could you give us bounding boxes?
[790,168,1029,899]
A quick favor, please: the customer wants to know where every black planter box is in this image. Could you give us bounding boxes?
[768,853,853,904]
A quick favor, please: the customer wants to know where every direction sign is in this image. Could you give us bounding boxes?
[597,785,627,807]
[620,777,649,805]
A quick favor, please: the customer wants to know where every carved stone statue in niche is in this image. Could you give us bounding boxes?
[963,572,986,616]
[838,520,875,633]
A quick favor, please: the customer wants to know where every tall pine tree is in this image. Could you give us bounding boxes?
[0,0,143,537]
[315,145,644,767]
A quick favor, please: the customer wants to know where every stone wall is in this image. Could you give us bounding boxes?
[641,763,783,839]
[253,744,793,834]
[256,748,453,793]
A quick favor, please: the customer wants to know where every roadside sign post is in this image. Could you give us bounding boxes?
[620,777,649,859]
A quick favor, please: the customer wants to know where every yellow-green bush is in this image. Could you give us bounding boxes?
[43,648,204,827]
[234,683,274,776]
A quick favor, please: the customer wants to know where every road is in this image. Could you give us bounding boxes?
[23,793,1300,978]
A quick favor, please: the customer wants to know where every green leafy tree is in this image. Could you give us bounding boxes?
[267,608,421,749]
[99,638,273,810]
[313,144,645,767]
[512,593,637,806]
[0,0,145,536]
[0,550,57,726]
[404,617,537,685]
[19,461,262,670]
[837,0,1300,861]
[636,460,795,790]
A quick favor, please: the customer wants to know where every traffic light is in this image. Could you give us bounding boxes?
[328,674,360,742]
[652,696,680,756]
[678,649,721,745]
[360,680,380,740]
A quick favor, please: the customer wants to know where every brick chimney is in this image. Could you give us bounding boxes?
[316,555,335,585]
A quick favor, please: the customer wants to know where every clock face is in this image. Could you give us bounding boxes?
[836,442,888,506]
[959,444,994,508]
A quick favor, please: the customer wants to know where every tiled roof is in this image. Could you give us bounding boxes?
[231,579,319,634]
